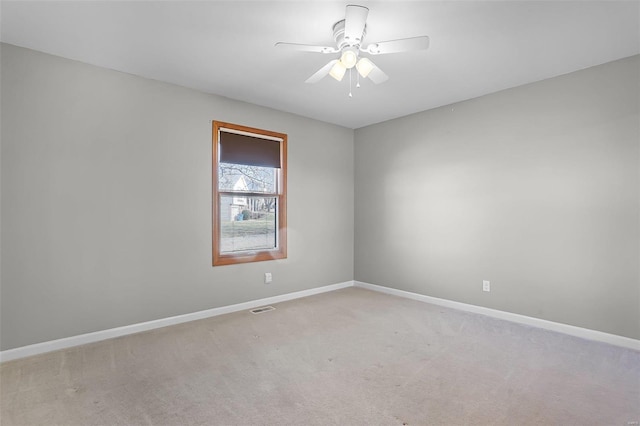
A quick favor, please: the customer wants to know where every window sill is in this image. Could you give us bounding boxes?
[213,248,287,266]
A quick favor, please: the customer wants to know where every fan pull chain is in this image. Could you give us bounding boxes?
[348,68,353,98]
[357,70,361,88]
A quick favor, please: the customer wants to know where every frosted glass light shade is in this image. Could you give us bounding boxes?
[329,60,347,81]
[340,48,358,69]
[356,58,375,78]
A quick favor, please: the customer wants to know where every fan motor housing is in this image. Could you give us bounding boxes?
[332,19,366,50]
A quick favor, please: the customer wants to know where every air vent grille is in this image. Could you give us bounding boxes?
[250,306,276,315]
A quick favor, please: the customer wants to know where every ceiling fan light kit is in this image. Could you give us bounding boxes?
[275,4,430,95]
[340,47,359,69]
[329,60,347,81]
[355,57,374,78]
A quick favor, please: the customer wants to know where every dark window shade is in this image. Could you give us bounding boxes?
[219,131,281,168]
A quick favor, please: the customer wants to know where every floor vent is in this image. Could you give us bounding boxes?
[250,306,276,315]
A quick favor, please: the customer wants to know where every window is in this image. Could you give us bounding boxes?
[212,121,287,266]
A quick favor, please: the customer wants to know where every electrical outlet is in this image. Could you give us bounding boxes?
[264,273,272,284]
[483,280,490,292]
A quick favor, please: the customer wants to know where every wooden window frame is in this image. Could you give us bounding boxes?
[212,121,287,266]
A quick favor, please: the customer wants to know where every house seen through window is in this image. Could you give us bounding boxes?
[213,122,287,266]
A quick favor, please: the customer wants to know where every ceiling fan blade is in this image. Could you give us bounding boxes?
[363,36,430,55]
[275,42,338,54]
[344,5,369,45]
[367,62,389,84]
[305,60,339,83]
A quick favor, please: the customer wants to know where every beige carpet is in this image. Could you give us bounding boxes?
[1,287,638,425]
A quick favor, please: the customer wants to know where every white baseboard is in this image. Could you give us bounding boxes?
[3,279,637,362]
[354,281,640,351]
[0,280,354,363]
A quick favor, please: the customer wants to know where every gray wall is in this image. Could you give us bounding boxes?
[0,44,354,350]
[355,56,639,339]
[2,43,638,351]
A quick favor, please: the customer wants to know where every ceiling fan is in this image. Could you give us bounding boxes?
[275,4,429,89]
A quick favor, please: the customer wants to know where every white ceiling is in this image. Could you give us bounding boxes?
[1,1,639,129]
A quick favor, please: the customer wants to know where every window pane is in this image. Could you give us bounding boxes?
[218,163,276,193]
[220,195,277,253]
